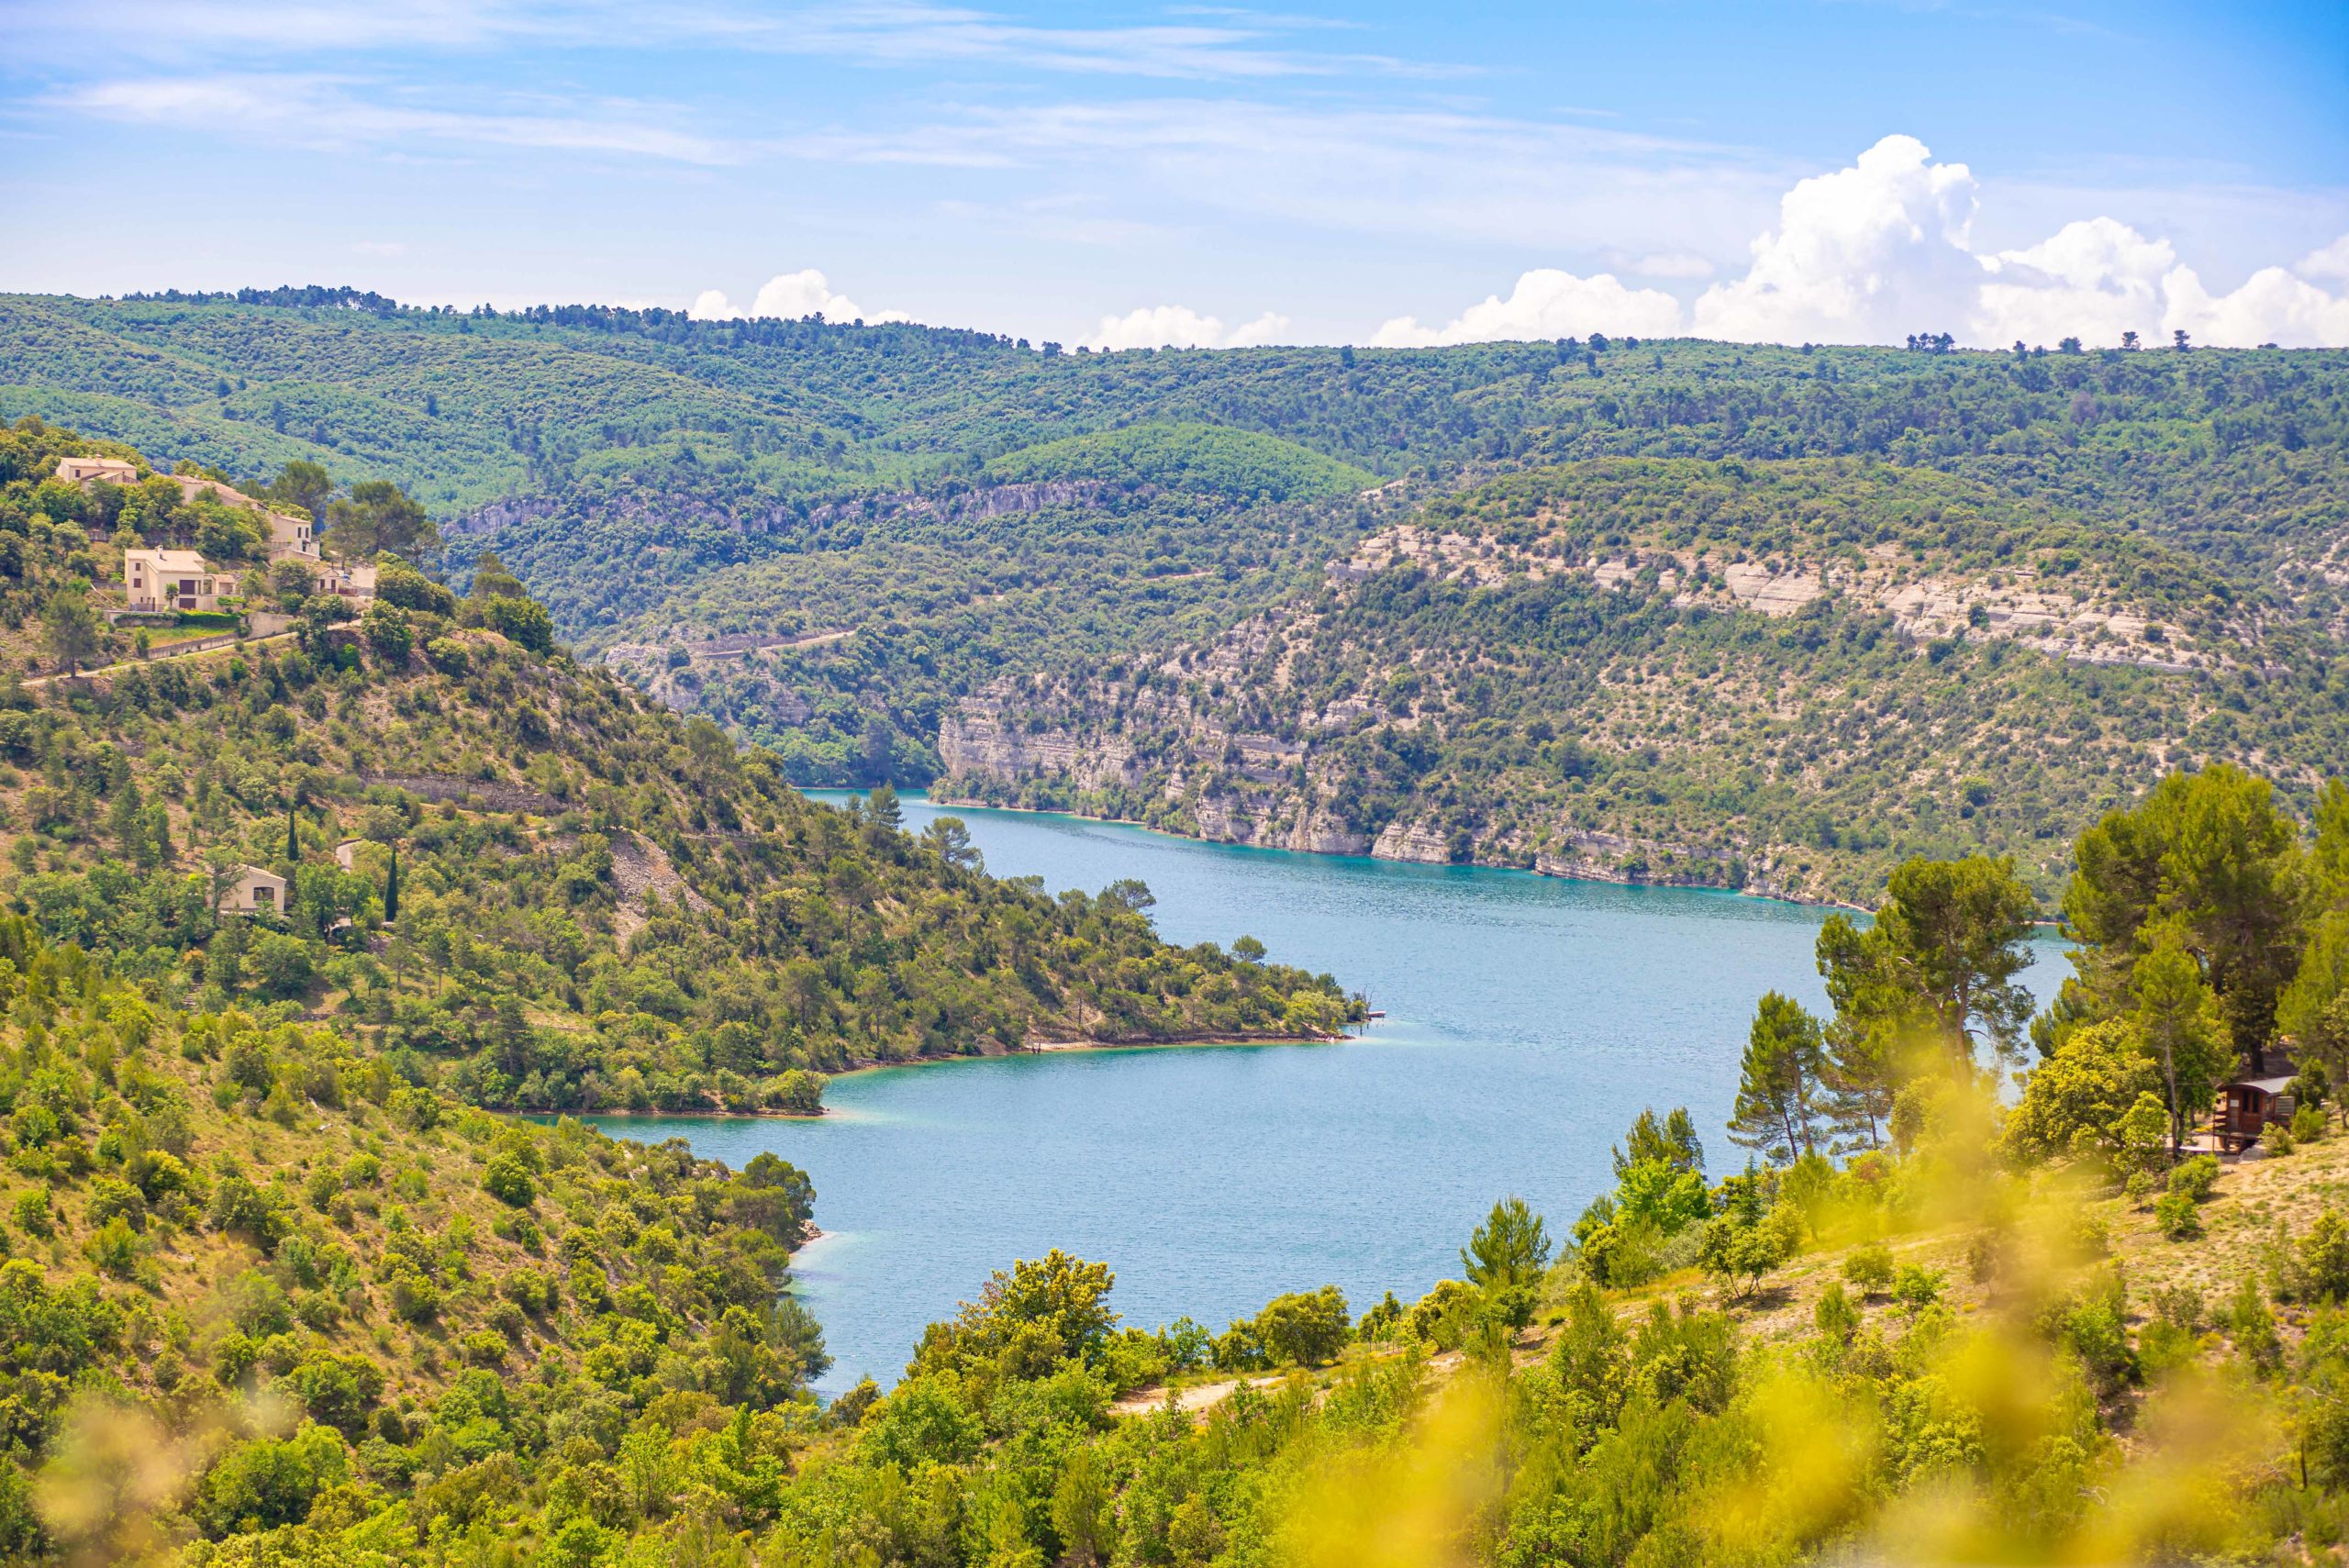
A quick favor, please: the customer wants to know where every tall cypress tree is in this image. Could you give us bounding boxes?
[384,844,401,926]
[286,798,299,861]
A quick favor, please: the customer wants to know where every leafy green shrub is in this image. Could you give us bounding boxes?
[2167,1155,2220,1203]
[2154,1189,2202,1240]
[1843,1242,1895,1297]
[85,1176,145,1232]
[862,1380,982,1470]
[193,1423,350,1537]
[207,1173,291,1252]
[384,1260,440,1323]
[11,1190,52,1238]
[247,933,317,1000]
[286,1351,384,1434]
[768,1069,827,1117]
[2299,1210,2349,1304]
[1247,1285,1352,1367]
[83,1218,140,1278]
[1893,1265,1943,1310]
[482,1152,535,1207]
[481,596,555,654]
[1814,1281,1860,1340]
[1402,1279,1482,1352]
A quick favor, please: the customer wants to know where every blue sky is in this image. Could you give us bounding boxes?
[2,1,2344,347]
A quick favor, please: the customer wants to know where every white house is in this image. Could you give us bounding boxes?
[124,548,240,613]
[266,510,319,562]
[217,865,287,916]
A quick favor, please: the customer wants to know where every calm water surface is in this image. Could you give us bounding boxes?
[589,794,2066,1392]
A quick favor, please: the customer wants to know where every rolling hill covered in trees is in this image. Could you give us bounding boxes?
[9,309,2349,1563]
[0,419,1357,1120]
[13,752,2349,1564]
[3,290,2346,895]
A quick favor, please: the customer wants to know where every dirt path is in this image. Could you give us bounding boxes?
[1107,1342,1545,1422]
[28,631,294,687]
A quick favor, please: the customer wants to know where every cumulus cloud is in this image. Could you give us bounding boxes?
[1379,136,2349,350]
[688,269,911,325]
[1691,134,1981,345]
[1627,251,1716,280]
[1371,269,1681,347]
[2294,234,2349,283]
[1084,305,1291,350]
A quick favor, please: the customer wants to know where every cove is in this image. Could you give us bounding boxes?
[583,793,2069,1394]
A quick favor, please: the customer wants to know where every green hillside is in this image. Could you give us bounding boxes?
[933,457,2349,906]
[11,762,2349,1564]
[985,421,1377,501]
[5,292,2348,884]
[0,420,1358,1118]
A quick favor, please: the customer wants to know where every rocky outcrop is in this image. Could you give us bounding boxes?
[1371,819,1454,864]
[939,696,1139,790]
[1189,795,1370,856]
[807,479,1118,528]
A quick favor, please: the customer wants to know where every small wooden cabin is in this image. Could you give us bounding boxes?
[2214,1073,2298,1151]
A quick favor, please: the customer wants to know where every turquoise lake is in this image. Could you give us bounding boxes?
[584,794,2068,1394]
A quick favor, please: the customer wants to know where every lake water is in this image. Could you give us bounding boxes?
[586,794,2068,1393]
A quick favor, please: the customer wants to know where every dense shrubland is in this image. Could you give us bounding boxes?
[0,424,1357,1119]
[17,764,2349,1563]
[942,458,2349,903]
[10,298,2349,1562]
[6,294,2345,820]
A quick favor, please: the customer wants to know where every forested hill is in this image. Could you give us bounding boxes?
[936,456,2349,905]
[3,291,2345,849]
[0,419,1357,1119]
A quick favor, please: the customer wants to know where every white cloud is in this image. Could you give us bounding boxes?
[1628,251,1716,280]
[1,0,1463,82]
[1386,136,2349,350]
[1371,269,1682,348]
[49,72,743,164]
[2297,234,2349,282]
[1083,305,1290,350]
[1692,134,1981,345]
[688,269,912,325]
[1222,311,1293,347]
[1975,217,2172,346]
[2161,264,2349,350]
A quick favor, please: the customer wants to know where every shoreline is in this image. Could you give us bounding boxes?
[892,788,1882,917]
[834,1029,1349,1079]
[515,1105,829,1122]
[526,1032,1354,1125]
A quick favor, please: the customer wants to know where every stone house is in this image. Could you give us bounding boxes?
[217,865,287,916]
[164,474,321,563]
[124,548,240,613]
[54,455,139,487]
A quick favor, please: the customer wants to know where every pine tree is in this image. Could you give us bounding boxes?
[2134,928,2232,1155]
[1729,991,1826,1164]
[1820,1012,1900,1151]
[107,779,145,863]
